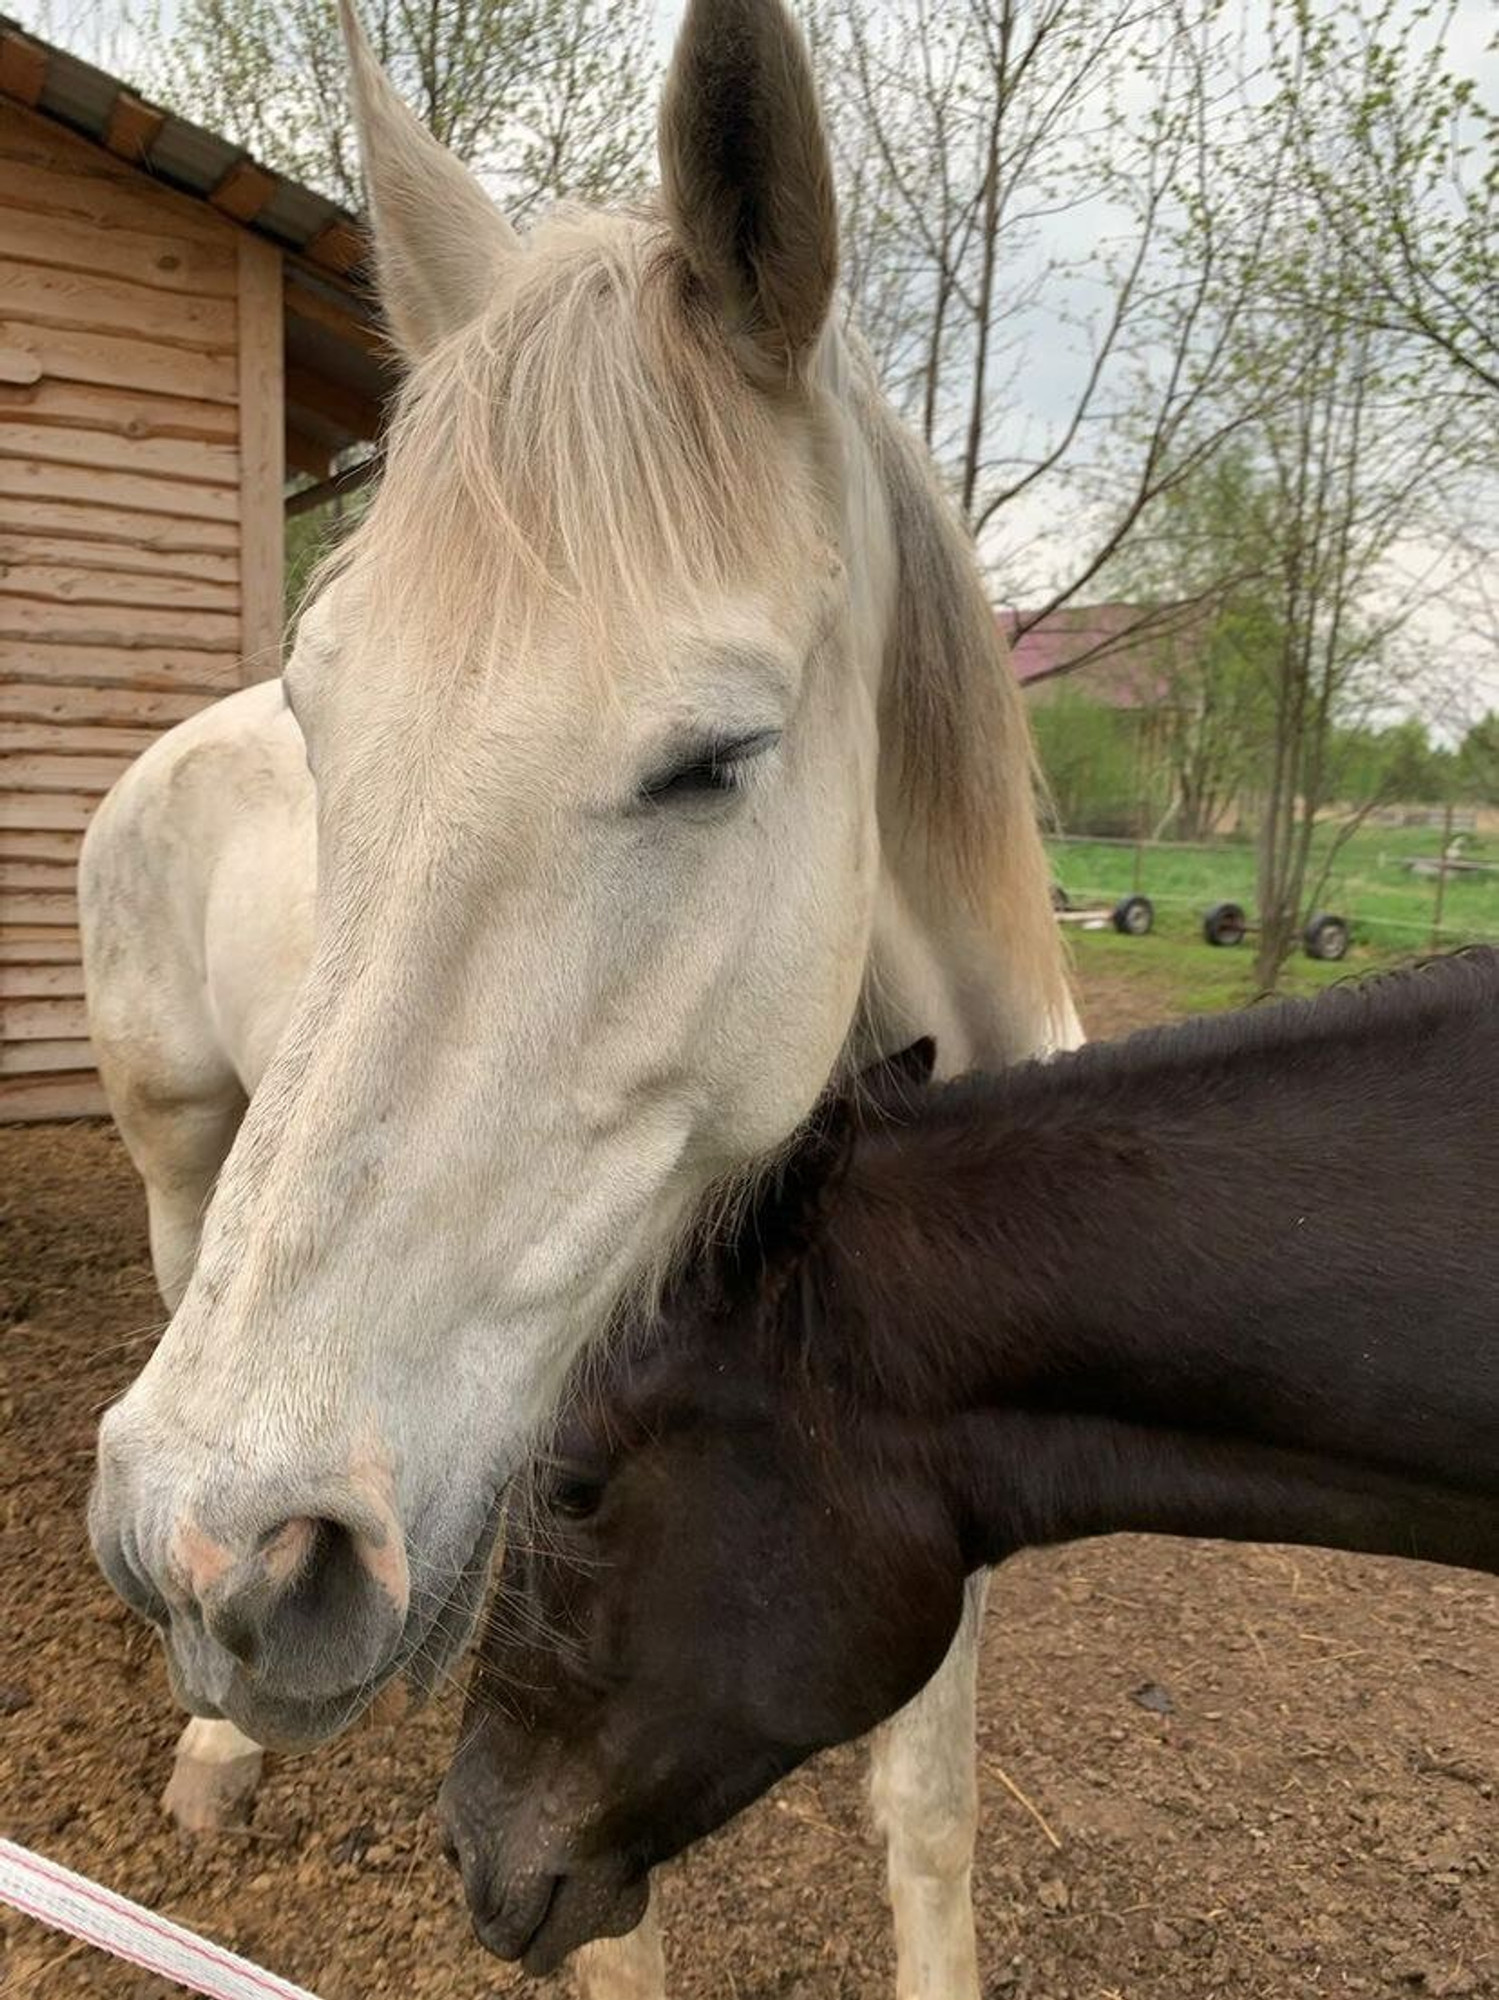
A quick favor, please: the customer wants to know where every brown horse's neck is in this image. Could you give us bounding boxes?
[943,1408,1499,1579]
[811,958,1499,1577]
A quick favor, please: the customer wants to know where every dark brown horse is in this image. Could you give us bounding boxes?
[441,950,1499,1974]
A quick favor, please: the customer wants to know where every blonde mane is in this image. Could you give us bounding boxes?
[328,207,795,655]
[325,201,1069,1036]
[854,376,1072,1051]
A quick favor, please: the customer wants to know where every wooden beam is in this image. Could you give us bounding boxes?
[104,92,166,165]
[0,830,86,870]
[0,419,238,487]
[0,794,96,834]
[1,562,238,614]
[4,899,89,931]
[304,217,366,277]
[0,261,236,351]
[0,956,86,993]
[284,269,386,360]
[1,753,135,797]
[0,639,240,694]
[2,848,126,886]
[0,596,240,649]
[0,203,237,298]
[284,425,332,480]
[0,316,238,404]
[284,451,380,518]
[0,529,237,584]
[1,1036,98,1076]
[0,498,239,555]
[1,994,88,1039]
[212,158,279,225]
[0,1072,109,1120]
[6,449,242,523]
[0,1078,109,1119]
[0,379,240,447]
[0,683,207,728]
[238,232,284,684]
[0,925,84,959]
[0,30,48,107]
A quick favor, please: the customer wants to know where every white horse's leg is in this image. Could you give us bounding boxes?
[133,1095,247,1313]
[161,1717,265,1832]
[869,1573,987,2000]
[143,1120,272,1833]
[570,1884,667,2000]
[106,1074,266,1833]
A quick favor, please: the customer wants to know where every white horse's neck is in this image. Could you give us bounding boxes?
[861,857,1081,1081]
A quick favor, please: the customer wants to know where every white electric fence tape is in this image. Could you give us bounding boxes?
[0,1837,323,2000]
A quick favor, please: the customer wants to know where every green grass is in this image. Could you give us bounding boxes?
[1047,823,1499,957]
[1062,923,1381,1016]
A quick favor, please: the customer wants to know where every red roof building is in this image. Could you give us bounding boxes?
[1002,603,1195,708]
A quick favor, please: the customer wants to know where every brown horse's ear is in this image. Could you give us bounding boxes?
[658,0,838,375]
[740,1040,935,1284]
[854,1038,937,1122]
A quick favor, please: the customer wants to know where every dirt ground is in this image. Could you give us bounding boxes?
[3,965,1496,1999]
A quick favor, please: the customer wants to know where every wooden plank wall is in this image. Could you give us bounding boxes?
[0,100,275,1119]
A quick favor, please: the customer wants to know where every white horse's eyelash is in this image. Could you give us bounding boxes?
[639,730,780,804]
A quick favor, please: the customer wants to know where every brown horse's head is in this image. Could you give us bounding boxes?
[438,1046,969,1973]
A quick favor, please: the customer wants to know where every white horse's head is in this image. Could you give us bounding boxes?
[91,0,1067,1748]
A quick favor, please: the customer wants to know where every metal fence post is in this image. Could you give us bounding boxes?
[1430,800,1455,951]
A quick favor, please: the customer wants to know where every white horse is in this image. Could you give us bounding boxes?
[80,0,1078,1992]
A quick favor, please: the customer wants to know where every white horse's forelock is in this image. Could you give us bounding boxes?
[322,207,802,658]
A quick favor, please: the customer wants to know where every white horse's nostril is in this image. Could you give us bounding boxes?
[205,1597,262,1671]
[259,1516,317,1587]
[138,1503,410,1707]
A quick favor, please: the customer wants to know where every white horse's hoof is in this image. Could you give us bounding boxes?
[570,1892,667,2000]
[162,1718,265,1834]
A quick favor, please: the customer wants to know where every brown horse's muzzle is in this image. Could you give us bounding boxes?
[437,1727,648,1973]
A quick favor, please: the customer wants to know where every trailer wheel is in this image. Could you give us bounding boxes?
[1112,894,1154,936]
[1050,881,1071,912]
[1304,912,1350,962]
[1203,901,1247,948]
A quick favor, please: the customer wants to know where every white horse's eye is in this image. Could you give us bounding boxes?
[638,729,781,807]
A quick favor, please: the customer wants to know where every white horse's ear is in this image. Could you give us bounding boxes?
[338,0,518,363]
[658,0,838,374]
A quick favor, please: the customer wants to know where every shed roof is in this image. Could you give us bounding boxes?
[0,14,394,475]
[1003,601,1208,708]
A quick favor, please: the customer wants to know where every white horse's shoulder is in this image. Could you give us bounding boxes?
[83,679,308,878]
[80,678,315,1097]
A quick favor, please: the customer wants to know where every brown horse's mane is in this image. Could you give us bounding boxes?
[885,943,1499,1142]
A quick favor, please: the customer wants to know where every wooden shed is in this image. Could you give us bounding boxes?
[0,16,392,1119]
